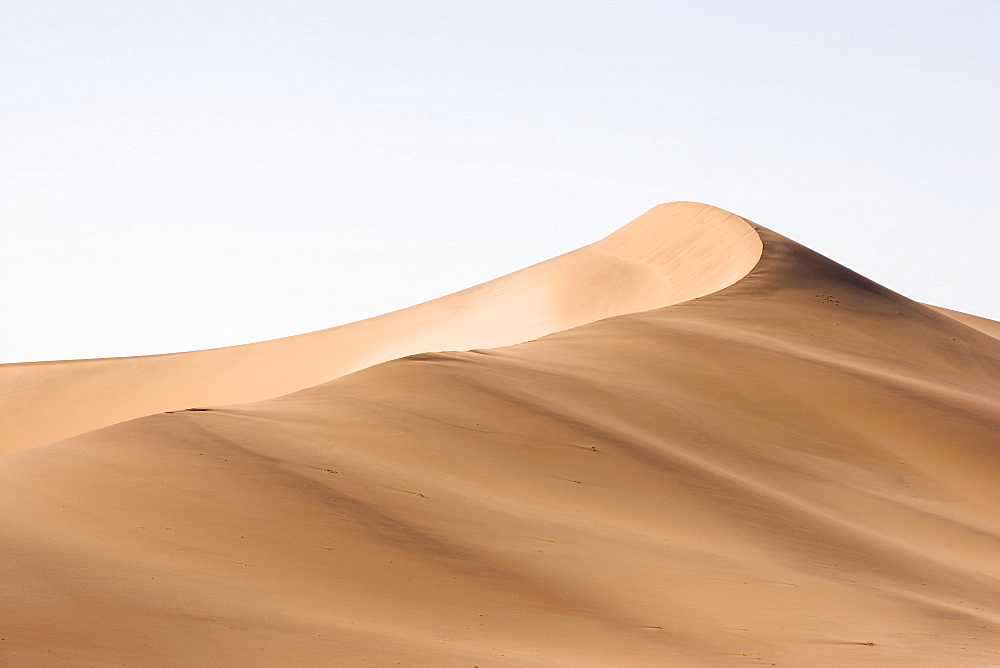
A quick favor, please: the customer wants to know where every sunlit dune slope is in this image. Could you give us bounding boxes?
[0,202,760,455]
[3,207,1000,665]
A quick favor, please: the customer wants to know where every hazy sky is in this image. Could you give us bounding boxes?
[2,0,997,363]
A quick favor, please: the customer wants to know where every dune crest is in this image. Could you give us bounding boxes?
[0,202,761,455]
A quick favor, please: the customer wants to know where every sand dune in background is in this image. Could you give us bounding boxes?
[3,203,1000,665]
[925,303,1000,340]
[0,202,760,455]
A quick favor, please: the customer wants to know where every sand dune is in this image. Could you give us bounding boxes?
[0,202,760,456]
[926,304,1000,340]
[3,203,1000,665]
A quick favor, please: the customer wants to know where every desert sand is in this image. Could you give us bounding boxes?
[2,202,999,666]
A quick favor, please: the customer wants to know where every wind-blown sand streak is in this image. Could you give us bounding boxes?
[2,203,999,665]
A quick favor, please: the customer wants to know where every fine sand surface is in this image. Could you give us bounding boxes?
[3,203,1000,665]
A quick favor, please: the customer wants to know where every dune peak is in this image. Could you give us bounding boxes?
[0,202,762,455]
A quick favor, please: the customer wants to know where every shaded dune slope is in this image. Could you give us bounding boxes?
[0,202,760,455]
[4,205,1000,665]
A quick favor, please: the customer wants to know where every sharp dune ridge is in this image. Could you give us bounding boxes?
[0,202,761,456]
[3,202,1000,665]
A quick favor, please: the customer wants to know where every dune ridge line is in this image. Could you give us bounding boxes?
[0,202,763,455]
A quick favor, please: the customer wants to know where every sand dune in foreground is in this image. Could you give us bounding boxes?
[3,203,1000,665]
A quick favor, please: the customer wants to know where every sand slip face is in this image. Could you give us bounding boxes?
[3,204,1000,665]
[0,202,761,455]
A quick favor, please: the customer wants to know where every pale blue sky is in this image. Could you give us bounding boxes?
[2,0,997,362]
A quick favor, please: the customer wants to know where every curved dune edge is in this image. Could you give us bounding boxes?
[3,211,1000,665]
[0,202,762,455]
